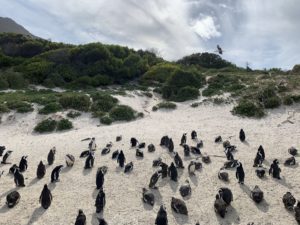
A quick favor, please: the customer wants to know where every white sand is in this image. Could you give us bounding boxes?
[0,91,300,225]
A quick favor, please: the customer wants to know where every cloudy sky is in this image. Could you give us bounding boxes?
[0,0,299,69]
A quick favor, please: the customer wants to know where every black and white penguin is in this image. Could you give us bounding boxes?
[155,205,168,225]
[99,166,108,175]
[179,180,191,197]
[6,191,21,208]
[194,161,202,170]
[168,138,174,152]
[224,149,234,161]
[188,161,196,176]
[294,202,300,224]
[96,168,104,190]
[171,197,188,215]
[183,144,190,157]
[9,164,19,174]
[47,147,56,165]
[89,137,97,151]
[148,144,156,152]
[191,130,197,140]
[18,156,28,172]
[269,159,281,179]
[112,150,119,159]
[255,168,266,178]
[253,150,263,167]
[84,151,95,169]
[36,161,46,179]
[197,140,203,148]
[98,218,108,225]
[95,188,106,213]
[136,149,144,158]
[80,150,90,158]
[138,142,146,149]
[142,188,155,206]
[40,184,52,209]
[101,147,110,155]
[106,142,112,148]
[160,136,169,147]
[202,154,211,164]
[218,188,233,206]
[258,145,265,161]
[282,192,296,211]
[116,135,122,142]
[159,162,168,179]
[218,169,229,182]
[215,136,222,143]
[214,194,227,218]
[191,146,201,155]
[153,157,162,167]
[288,147,298,156]
[14,169,25,187]
[124,162,133,173]
[168,162,178,182]
[130,137,138,147]
[51,165,63,183]
[149,171,161,189]
[180,133,187,146]
[223,160,238,169]
[174,152,184,169]
[236,162,245,184]
[75,209,86,225]
[251,185,264,203]
[0,146,5,156]
[65,154,75,167]
[223,140,231,149]
[117,150,126,168]
[239,129,246,142]
[1,150,13,164]
[284,156,296,166]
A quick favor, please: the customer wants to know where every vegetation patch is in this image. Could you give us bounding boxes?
[0,103,9,113]
[232,100,265,118]
[38,102,62,114]
[66,111,81,118]
[100,115,113,125]
[154,101,177,110]
[6,101,33,113]
[59,94,91,111]
[57,118,73,131]
[109,105,136,121]
[34,118,57,133]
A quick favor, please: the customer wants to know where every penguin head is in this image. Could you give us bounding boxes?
[44,184,48,189]
[274,159,279,164]
[78,209,84,215]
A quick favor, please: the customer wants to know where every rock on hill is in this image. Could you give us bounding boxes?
[0,17,33,36]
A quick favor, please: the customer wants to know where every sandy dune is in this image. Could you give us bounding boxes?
[0,91,300,225]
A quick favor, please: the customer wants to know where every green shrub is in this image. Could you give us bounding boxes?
[38,102,62,114]
[57,118,73,131]
[0,76,9,89]
[34,119,57,133]
[173,86,199,102]
[156,102,177,110]
[213,98,225,105]
[0,103,9,113]
[291,95,300,103]
[59,94,91,111]
[143,92,153,98]
[4,71,28,89]
[232,100,265,118]
[109,105,136,121]
[283,96,293,106]
[191,102,199,108]
[6,101,33,113]
[67,111,81,118]
[152,106,158,111]
[91,93,118,113]
[137,112,144,118]
[100,115,113,125]
[263,96,281,109]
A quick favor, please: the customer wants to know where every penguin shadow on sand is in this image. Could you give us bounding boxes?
[276,176,293,189]
[169,180,179,192]
[241,140,250,146]
[152,188,163,206]
[0,186,20,200]
[82,168,93,176]
[92,188,99,199]
[171,209,189,225]
[26,207,46,225]
[91,212,104,225]
[216,206,239,225]
[115,166,123,173]
[48,182,57,191]
[61,166,72,173]
[0,204,11,214]
[28,177,40,187]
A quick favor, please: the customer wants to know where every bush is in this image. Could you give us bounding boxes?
[6,101,34,113]
[191,102,200,108]
[57,118,73,131]
[59,94,91,111]
[143,92,153,98]
[38,102,62,114]
[283,96,293,106]
[91,93,118,112]
[263,96,281,109]
[156,102,177,110]
[34,119,57,133]
[291,95,300,103]
[0,76,9,89]
[0,103,9,113]
[109,105,136,121]
[100,115,113,125]
[67,111,81,118]
[152,106,158,111]
[232,100,265,118]
[173,86,199,102]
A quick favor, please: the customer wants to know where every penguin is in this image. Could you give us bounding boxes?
[223,160,238,169]
[202,154,211,164]
[80,150,90,158]
[51,165,63,182]
[1,150,13,164]
[191,146,201,155]
[136,149,144,158]
[153,157,162,167]
[255,168,266,178]
[40,184,52,209]
[149,171,161,189]
[294,201,300,224]
[98,218,108,225]
[18,156,28,172]
[239,129,246,142]
[95,188,106,213]
[9,164,19,174]
[37,161,46,179]
[65,154,75,167]
[0,146,5,156]
[6,191,21,208]
[282,192,296,211]
[117,150,126,168]
[130,137,138,147]
[288,147,298,156]
[106,142,112,148]
[148,144,155,152]
[101,148,110,155]
[75,209,86,225]
[14,169,25,187]
[84,151,95,169]
[142,188,155,206]
[284,156,296,166]
[180,133,187,146]
[218,188,233,206]
[183,144,190,157]
[160,136,169,147]
[258,145,265,161]
[191,130,197,140]
[47,147,56,165]
[116,135,122,142]
[138,142,146,149]
[236,162,245,184]
[269,159,281,179]
[168,138,174,152]
[112,150,119,159]
[215,136,222,143]
[253,151,263,167]
[179,180,191,197]
[223,140,231,149]
[171,197,188,215]
[194,161,202,170]
[214,194,227,218]
[218,169,229,182]
[155,205,168,225]
[251,185,264,203]
[124,162,133,173]
[188,161,196,176]
[168,162,178,182]
[174,152,184,168]
[96,168,104,190]
[197,140,203,148]
[89,137,97,151]
[159,162,168,179]
[99,166,108,175]
[224,148,234,161]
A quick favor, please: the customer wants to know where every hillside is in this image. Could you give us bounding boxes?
[0,17,33,37]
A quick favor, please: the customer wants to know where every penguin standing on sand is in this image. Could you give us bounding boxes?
[47,147,56,165]
[130,137,138,147]
[188,161,196,176]
[75,209,86,225]
[96,168,104,190]
[19,156,28,172]
[180,133,187,146]
[225,148,234,161]
[236,162,245,184]
[168,162,178,182]
[168,138,174,152]
[239,129,245,142]
[95,188,106,213]
[258,145,265,161]
[14,169,25,187]
[36,161,46,179]
[65,154,75,167]
[149,171,161,189]
[89,137,97,151]
[51,165,63,182]
[174,152,184,168]
[191,130,197,140]
[1,150,13,164]
[159,162,168,179]
[269,159,281,179]
[84,151,95,169]
[155,205,168,225]
[40,184,52,209]
[117,150,126,168]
